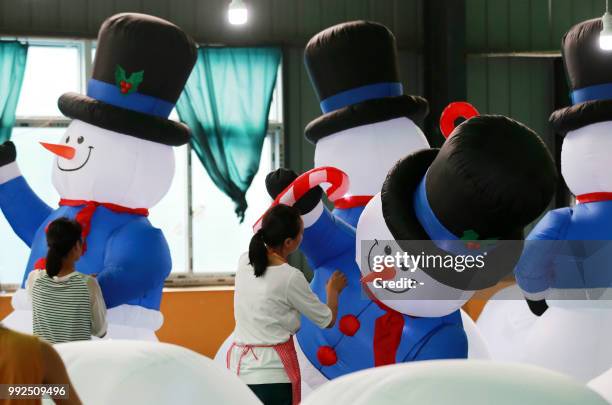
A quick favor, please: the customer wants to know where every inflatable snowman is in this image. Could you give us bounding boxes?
[510,18,612,382]
[0,13,197,340]
[352,112,556,365]
[217,24,479,391]
[265,20,432,379]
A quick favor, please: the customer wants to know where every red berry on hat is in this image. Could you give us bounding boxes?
[466,241,481,250]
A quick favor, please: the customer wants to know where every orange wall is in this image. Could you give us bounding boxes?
[0,282,512,358]
[0,288,235,358]
[0,295,11,322]
[157,287,235,357]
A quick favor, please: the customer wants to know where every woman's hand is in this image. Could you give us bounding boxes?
[326,270,348,294]
[325,271,347,328]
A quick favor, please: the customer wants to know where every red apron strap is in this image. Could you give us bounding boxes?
[226,342,259,377]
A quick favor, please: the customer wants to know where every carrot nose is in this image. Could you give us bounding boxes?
[40,143,76,159]
[361,265,397,284]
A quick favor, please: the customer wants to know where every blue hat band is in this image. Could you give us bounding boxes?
[320,82,403,114]
[413,174,459,247]
[571,83,612,105]
[413,174,494,256]
[87,79,175,118]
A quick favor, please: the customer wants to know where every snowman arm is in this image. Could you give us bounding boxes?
[410,324,468,361]
[300,203,355,269]
[97,220,171,309]
[0,175,53,247]
[514,207,572,301]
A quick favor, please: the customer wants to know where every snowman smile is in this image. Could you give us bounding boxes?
[57,146,95,172]
[363,239,412,294]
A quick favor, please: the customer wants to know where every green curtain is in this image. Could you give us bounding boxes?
[0,41,28,143]
[177,47,281,222]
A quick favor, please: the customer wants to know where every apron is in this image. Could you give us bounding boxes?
[227,336,301,405]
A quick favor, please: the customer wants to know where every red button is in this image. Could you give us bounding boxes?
[317,346,337,366]
[339,314,360,336]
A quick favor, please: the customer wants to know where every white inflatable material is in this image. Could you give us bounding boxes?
[314,117,429,197]
[301,360,608,405]
[478,285,612,382]
[561,122,612,197]
[588,367,612,404]
[2,289,162,340]
[476,284,538,361]
[519,302,612,382]
[215,310,490,399]
[52,120,175,209]
[45,340,261,405]
[460,310,490,360]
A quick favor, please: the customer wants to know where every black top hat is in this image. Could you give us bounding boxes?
[380,116,557,290]
[303,21,428,144]
[58,13,197,146]
[550,18,612,134]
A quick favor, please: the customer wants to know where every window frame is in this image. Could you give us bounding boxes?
[1,37,284,290]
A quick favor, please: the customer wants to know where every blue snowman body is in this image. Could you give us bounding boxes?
[515,201,612,296]
[0,175,171,310]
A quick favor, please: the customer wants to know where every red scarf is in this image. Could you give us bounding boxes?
[362,283,406,366]
[576,192,612,204]
[59,199,149,252]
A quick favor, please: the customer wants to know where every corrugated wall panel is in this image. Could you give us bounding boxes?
[467,57,554,144]
[467,0,609,52]
[0,0,423,46]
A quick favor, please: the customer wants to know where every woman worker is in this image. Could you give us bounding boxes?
[228,204,347,405]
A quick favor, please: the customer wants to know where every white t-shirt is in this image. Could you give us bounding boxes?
[230,253,332,384]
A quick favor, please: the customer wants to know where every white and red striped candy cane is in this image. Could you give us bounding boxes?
[253,166,349,232]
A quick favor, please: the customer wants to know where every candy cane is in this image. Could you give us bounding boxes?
[439,101,480,138]
[253,166,350,232]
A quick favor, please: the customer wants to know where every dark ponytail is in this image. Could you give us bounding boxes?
[45,218,82,278]
[249,204,301,277]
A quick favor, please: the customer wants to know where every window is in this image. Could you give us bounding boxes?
[0,39,282,289]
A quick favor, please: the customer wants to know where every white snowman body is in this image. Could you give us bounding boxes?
[561,121,612,196]
[314,117,429,197]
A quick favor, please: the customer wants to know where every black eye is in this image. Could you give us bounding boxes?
[65,136,70,143]
[77,136,84,144]
[384,245,392,255]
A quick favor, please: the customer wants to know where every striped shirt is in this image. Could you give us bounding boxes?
[27,270,107,344]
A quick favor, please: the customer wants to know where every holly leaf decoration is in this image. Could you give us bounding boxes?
[460,230,480,241]
[115,65,144,95]
[460,229,498,250]
[115,65,127,85]
[126,70,144,94]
